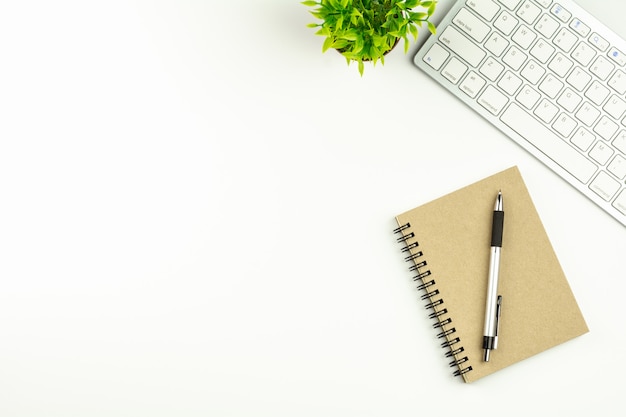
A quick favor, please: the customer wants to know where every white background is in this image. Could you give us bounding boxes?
[1,0,625,415]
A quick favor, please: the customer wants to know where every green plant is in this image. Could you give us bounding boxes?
[303,0,437,75]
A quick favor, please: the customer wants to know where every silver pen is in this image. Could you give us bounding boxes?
[483,191,504,362]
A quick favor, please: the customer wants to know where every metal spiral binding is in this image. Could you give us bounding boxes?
[393,222,472,378]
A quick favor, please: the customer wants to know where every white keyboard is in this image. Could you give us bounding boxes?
[415,0,626,227]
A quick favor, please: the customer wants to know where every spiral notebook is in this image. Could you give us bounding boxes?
[393,166,588,383]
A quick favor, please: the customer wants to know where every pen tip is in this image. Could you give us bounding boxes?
[494,191,503,211]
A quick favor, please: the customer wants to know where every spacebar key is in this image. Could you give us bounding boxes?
[500,103,597,183]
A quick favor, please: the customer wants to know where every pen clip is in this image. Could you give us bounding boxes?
[494,295,503,349]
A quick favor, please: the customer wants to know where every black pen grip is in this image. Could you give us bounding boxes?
[491,211,504,247]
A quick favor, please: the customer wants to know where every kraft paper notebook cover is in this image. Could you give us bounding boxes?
[393,166,588,383]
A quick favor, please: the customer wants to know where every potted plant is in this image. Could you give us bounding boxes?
[303,0,437,75]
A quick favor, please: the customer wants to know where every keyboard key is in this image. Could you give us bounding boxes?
[485,32,510,56]
[503,45,528,70]
[480,57,506,81]
[535,99,559,122]
[571,127,595,151]
[604,95,626,120]
[613,190,626,216]
[590,55,615,80]
[535,14,559,38]
[539,73,564,98]
[609,70,626,95]
[575,102,601,126]
[585,80,610,105]
[553,113,577,137]
[529,38,556,63]
[613,131,626,153]
[459,71,487,98]
[571,42,596,66]
[453,8,491,42]
[589,32,610,52]
[590,171,621,201]
[553,27,577,52]
[498,70,523,94]
[608,47,626,67]
[439,26,486,67]
[423,43,450,70]
[478,85,509,115]
[551,3,571,22]
[548,53,573,77]
[494,10,519,35]
[557,87,582,112]
[594,116,619,141]
[516,1,542,24]
[516,85,541,109]
[569,18,591,37]
[608,155,626,180]
[566,67,592,91]
[442,57,469,84]
[521,60,546,84]
[501,103,598,183]
[608,70,626,94]
[589,141,614,165]
[512,25,537,49]
[466,0,500,21]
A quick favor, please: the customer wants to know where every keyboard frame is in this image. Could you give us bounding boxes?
[414,0,626,227]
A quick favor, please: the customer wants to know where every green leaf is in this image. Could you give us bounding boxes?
[372,34,385,47]
[332,39,349,49]
[322,36,334,52]
[358,60,364,76]
[405,0,420,8]
[354,35,364,53]
[370,44,381,59]
[427,21,436,35]
[301,1,318,6]
[409,12,428,20]
[428,2,437,15]
[341,29,359,41]
[315,26,330,37]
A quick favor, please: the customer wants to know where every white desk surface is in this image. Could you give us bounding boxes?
[1,0,625,415]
